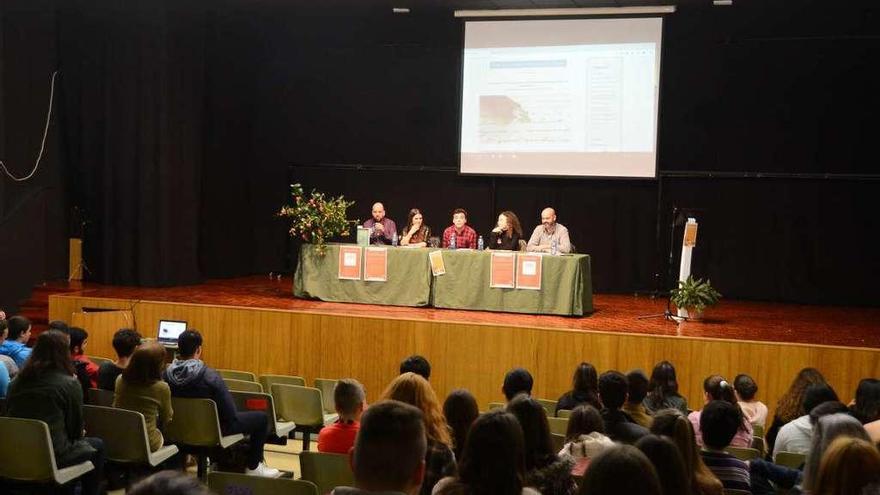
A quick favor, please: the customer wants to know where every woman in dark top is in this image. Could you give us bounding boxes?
[489,211,524,251]
[643,360,689,415]
[6,330,105,495]
[507,395,577,495]
[443,389,480,461]
[400,208,431,247]
[556,362,602,415]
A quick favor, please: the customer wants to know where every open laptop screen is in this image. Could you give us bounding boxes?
[157,320,187,344]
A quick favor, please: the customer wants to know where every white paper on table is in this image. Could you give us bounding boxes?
[343,252,358,267]
[522,260,537,276]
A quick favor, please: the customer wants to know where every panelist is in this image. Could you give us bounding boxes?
[527,207,572,253]
[441,208,478,249]
[363,202,397,245]
[400,208,431,248]
[488,211,524,251]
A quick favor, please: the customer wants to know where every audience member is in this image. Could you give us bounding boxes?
[766,367,827,454]
[400,209,431,248]
[643,360,689,415]
[689,375,753,448]
[332,400,426,495]
[558,405,613,472]
[164,330,280,478]
[47,319,70,333]
[400,355,431,380]
[114,341,173,452]
[381,373,456,495]
[773,383,839,459]
[69,326,99,389]
[433,409,539,495]
[98,328,142,391]
[0,315,32,367]
[802,413,872,493]
[6,330,106,495]
[0,322,19,381]
[127,470,213,495]
[0,355,8,398]
[650,409,723,495]
[318,378,366,454]
[849,378,880,424]
[636,435,691,495]
[813,436,880,495]
[623,369,653,428]
[526,208,571,254]
[577,444,662,495]
[598,370,649,444]
[441,208,477,249]
[442,389,479,461]
[364,202,397,246]
[506,395,577,495]
[699,400,751,493]
[555,362,601,415]
[489,211,524,251]
[734,374,768,427]
[503,367,534,401]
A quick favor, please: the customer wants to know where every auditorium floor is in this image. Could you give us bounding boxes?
[47,276,880,349]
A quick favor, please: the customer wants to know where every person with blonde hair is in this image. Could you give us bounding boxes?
[381,372,456,495]
[813,436,880,495]
[650,409,723,495]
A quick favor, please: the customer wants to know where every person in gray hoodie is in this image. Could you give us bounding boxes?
[772,383,839,460]
[164,329,280,478]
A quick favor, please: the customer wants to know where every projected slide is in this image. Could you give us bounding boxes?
[460,18,662,178]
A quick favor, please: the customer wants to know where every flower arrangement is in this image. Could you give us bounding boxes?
[278,183,355,255]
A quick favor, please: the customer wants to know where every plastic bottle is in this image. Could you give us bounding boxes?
[392,232,398,247]
[450,233,457,250]
[551,238,559,256]
[477,235,484,251]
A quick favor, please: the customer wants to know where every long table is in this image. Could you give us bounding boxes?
[294,243,593,316]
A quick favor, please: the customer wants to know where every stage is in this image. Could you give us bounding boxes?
[46,276,880,415]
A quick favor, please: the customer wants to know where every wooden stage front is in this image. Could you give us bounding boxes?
[48,276,880,417]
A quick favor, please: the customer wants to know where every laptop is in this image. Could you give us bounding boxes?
[157,319,187,347]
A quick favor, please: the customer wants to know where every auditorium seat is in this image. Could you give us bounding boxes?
[87,355,113,368]
[488,402,505,410]
[314,378,339,415]
[82,405,179,468]
[259,374,306,392]
[208,471,318,495]
[299,451,354,495]
[751,436,765,456]
[752,423,765,438]
[224,378,264,393]
[87,388,115,407]
[774,451,806,469]
[547,417,569,436]
[537,399,558,417]
[557,409,572,418]
[725,446,761,461]
[272,384,338,451]
[218,369,257,382]
[551,433,565,453]
[230,390,296,440]
[0,417,95,489]
[163,397,244,479]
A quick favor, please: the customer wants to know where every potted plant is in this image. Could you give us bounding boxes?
[278,183,356,255]
[670,276,722,320]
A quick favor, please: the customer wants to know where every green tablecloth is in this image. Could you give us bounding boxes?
[293,243,593,316]
[294,243,433,306]
[431,250,593,316]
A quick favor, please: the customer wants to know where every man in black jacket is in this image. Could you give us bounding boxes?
[164,330,280,478]
[598,370,649,444]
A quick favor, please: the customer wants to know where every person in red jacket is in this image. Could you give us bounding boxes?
[69,326,99,389]
[319,379,366,454]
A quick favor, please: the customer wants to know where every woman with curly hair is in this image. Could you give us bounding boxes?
[381,372,456,495]
[765,367,827,455]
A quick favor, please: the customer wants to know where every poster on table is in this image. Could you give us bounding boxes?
[515,253,543,290]
[364,247,389,282]
[490,252,516,289]
[337,245,362,280]
[429,250,446,276]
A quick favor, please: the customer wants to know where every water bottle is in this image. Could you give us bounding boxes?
[551,238,559,256]
[477,235,484,251]
[450,233,456,250]
[392,231,398,247]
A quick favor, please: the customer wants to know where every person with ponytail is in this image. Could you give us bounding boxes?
[687,375,753,448]
[650,409,723,495]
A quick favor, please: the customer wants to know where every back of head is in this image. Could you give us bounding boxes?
[703,375,737,404]
[734,374,758,401]
[334,378,366,417]
[566,404,605,442]
[649,361,679,399]
[353,400,427,493]
[458,409,527,494]
[852,378,880,424]
[813,437,880,495]
[776,367,827,422]
[599,370,628,410]
[400,355,431,380]
[503,367,533,400]
[626,369,649,404]
[17,330,74,382]
[802,383,840,416]
[127,470,212,495]
[112,328,142,359]
[47,320,69,334]
[635,435,690,495]
[6,315,31,341]
[700,400,740,449]
[572,362,599,396]
[651,408,721,495]
[122,342,167,386]
[443,389,479,456]
[805,413,872,491]
[68,326,88,354]
[809,401,851,426]
[177,329,203,358]
[381,372,451,446]
[506,394,554,471]
[578,444,662,495]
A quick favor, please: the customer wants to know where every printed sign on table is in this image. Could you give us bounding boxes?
[516,253,543,290]
[429,250,446,276]
[337,246,362,280]
[490,252,516,289]
[364,247,388,282]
